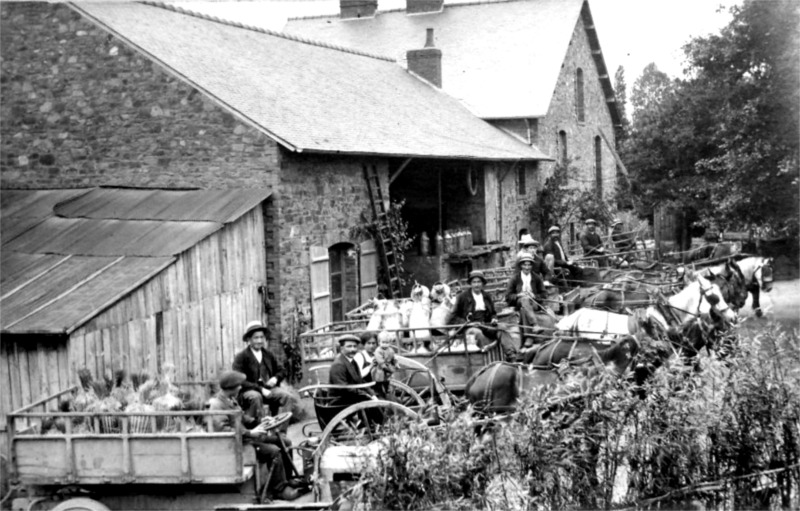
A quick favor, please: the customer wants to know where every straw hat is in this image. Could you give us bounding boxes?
[242,320,268,341]
[519,234,539,246]
[547,226,561,234]
[516,253,535,267]
[467,270,487,285]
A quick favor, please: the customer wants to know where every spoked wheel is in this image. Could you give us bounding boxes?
[386,380,425,410]
[395,355,453,408]
[312,400,420,502]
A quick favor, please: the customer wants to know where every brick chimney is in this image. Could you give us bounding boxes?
[407,0,444,14]
[340,0,378,19]
[407,28,442,87]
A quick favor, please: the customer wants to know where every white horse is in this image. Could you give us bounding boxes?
[734,256,774,317]
[555,271,737,340]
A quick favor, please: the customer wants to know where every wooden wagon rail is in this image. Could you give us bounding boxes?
[8,387,252,487]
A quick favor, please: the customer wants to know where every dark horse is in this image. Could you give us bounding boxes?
[465,336,639,414]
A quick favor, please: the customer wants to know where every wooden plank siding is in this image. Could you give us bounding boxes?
[67,205,268,383]
[1,205,268,444]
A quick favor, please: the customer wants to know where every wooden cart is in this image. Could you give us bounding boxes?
[299,319,504,397]
[6,385,329,511]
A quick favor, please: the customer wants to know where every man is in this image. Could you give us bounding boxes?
[450,270,516,361]
[611,219,636,264]
[543,226,583,282]
[579,218,607,267]
[518,234,553,284]
[233,320,292,420]
[329,335,378,407]
[208,371,301,501]
[505,253,547,346]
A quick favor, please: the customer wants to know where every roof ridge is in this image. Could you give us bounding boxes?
[287,0,519,21]
[139,1,395,62]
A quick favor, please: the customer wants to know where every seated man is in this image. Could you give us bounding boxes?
[329,335,378,407]
[579,218,607,267]
[517,234,554,284]
[611,219,636,265]
[543,225,584,284]
[208,371,301,501]
[233,320,293,422]
[505,253,547,347]
[450,270,517,361]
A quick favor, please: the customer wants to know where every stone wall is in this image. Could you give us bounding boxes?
[270,150,388,338]
[536,14,618,231]
[0,3,278,189]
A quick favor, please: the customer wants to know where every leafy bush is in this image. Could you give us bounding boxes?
[357,323,800,509]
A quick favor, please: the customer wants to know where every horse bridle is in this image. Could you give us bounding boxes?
[663,280,730,321]
[753,259,774,288]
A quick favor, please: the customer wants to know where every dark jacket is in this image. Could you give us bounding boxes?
[531,254,553,281]
[543,237,570,266]
[450,289,497,325]
[329,353,375,405]
[612,231,635,253]
[579,231,604,256]
[505,271,546,308]
[232,346,285,394]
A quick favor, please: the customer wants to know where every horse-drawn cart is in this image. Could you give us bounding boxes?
[6,384,329,511]
[300,319,504,398]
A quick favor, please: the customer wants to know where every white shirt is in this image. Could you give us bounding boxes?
[472,291,486,311]
[353,351,374,378]
[521,272,532,294]
[250,347,262,363]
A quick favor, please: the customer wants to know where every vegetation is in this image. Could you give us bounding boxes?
[349,199,416,293]
[357,323,800,509]
[619,0,800,237]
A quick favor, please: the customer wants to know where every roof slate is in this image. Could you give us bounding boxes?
[0,188,270,334]
[72,2,549,161]
[284,0,604,120]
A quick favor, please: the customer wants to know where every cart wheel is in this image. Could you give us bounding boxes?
[396,356,452,408]
[387,380,425,409]
[317,400,419,449]
[51,498,111,511]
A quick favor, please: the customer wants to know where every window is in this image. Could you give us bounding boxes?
[517,165,526,195]
[328,243,359,322]
[595,136,602,197]
[576,68,585,122]
[558,130,568,166]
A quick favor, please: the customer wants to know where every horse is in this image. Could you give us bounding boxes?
[734,256,774,317]
[523,335,640,370]
[698,258,749,311]
[465,336,638,414]
[554,271,737,341]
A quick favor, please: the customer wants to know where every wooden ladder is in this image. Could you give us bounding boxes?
[363,164,402,298]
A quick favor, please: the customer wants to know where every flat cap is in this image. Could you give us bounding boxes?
[219,371,246,390]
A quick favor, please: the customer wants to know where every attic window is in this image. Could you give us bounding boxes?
[576,68,585,122]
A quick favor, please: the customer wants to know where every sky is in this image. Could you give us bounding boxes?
[177,0,743,83]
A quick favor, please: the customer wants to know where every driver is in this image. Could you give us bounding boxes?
[579,218,607,267]
[505,253,547,347]
[543,226,584,282]
[208,371,302,501]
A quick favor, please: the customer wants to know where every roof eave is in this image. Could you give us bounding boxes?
[298,147,553,162]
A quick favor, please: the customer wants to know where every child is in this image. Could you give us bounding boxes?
[372,330,398,397]
[353,331,378,381]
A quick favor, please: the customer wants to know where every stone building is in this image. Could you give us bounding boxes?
[0,0,548,425]
[285,0,626,242]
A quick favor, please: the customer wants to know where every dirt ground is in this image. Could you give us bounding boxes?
[738,278,800,331]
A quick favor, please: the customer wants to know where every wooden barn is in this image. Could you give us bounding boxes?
[0,187,272,435]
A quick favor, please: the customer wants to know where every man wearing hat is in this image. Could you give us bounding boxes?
[232,320,291,421]
[517,234,553,284]
[505,253,547,344]
[208,371,302,501]
[543,226,584,281]
[611,219,636,259]
[329,335,378,407]
[579,219,607,267]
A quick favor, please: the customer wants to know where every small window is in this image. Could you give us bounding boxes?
[517,165,526,195]
[576,68,585,122]
[595,136,602,197]
[558,130,568,166]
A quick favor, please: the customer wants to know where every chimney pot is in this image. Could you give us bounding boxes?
[407,28,442,87]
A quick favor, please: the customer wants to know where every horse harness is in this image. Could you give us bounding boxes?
[530,337,606,371]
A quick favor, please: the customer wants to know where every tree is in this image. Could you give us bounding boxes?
[613,66,631,145]
[625,1,800,236]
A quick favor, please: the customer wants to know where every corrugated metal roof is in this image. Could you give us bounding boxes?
[54,188,272,223]
[72,2,550,161]
[284,0,618,122]
[0,188,270,334]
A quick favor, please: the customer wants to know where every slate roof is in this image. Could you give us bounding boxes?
[285,0,620,123]
[72,2,549,161]
[1,188,271,335]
